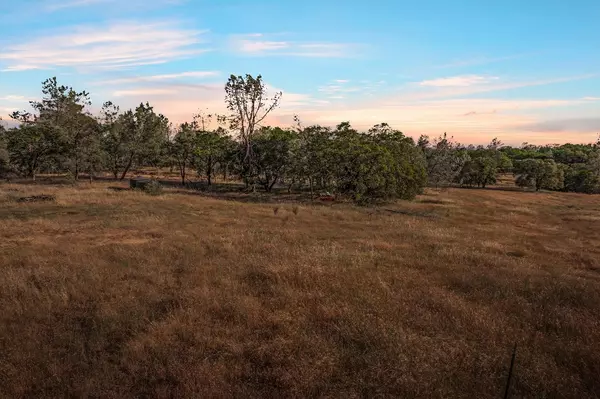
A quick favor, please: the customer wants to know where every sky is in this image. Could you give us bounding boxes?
[0,0,599,144]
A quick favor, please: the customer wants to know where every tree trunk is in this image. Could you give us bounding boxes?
[207,155,212,186]
[113,159,119,180]
[268,177,278,192]
[120,153,134,181]
[309,177,314,201]
[179,160,186,185]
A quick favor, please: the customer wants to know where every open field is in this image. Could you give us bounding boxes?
[1,181,600,398]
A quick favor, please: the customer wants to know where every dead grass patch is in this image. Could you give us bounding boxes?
[0,181,599,397]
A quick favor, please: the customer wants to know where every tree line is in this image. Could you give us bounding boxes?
[1,75,599,202]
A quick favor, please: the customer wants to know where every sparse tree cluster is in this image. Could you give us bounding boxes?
[1,75,599,200]
[501,141,600,193]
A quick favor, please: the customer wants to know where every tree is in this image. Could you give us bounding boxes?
[369,124,427,200]
[514,159,564,191]
[0,121,9,176]
[19,77,93,178]
[195,128,230,187]
[77,115,103,182]
[101,102,169,180]
[224,74,282,188]
[8,77,95,178]
[562,150,600,193]
[133,103,170,171]
[421,133,469,188]
[456,138,511,188]
[562,164,599,193]
[4,123,63,180]
[457,155,497,188]
[253,127,297,192]
[326,123,426,203]
[292,123,335,198]
[99,101,124,179]
[171,122,198,185]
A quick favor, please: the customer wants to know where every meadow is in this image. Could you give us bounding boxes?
[1,180,599,398]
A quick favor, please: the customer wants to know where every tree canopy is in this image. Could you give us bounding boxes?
[3,75,599,199]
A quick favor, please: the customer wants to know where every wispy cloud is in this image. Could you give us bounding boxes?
[0,20,209,71]
[316,79,388,100]
[43,0,185,11]
[113,88,178,97]
[418,75,499,87]
[45,0,114,10]
[237,40,290,53]
[0,95,27,101]
[318,84,361,95]
[520,117,600,133]
[96,71,220,85]
[437,54,529,68]
[406,74,598,100]
[230,34,356,58]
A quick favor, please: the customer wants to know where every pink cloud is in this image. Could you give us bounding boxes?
[418,75,499,87]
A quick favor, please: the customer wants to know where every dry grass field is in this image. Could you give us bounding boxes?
[1,180,599,398]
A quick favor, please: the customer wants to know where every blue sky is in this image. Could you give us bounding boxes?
[1,0,599,144]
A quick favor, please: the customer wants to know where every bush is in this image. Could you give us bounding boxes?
[330,126,426,203]
[142,179,163,196]
[514,159,564,191]
[563,164,600,193]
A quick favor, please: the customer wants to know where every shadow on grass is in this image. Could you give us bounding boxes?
[168,187,330,205]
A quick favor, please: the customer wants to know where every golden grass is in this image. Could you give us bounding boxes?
[1,181,600,397]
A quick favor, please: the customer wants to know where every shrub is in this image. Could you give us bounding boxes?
[514,159,564,191]
[329,125,426,204]
[142,179,163,196]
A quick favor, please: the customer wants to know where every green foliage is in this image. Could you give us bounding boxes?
[101,102,169,180]
[562,152,600,193]
[0,123,8,176]
[457,155,497,188]
[5,74,599,200]
[420,133,469,187]
[8,77,96,179]
[495,151,513,173]
[290,124,336,195]
[503,141,600,193]
[170,122,198,185]
[195,128,234,186]
[4,123,63,180]
[455,138,510,188]
[320,123,426,203]
[562,164,599,193]
[224,74,282,186]
[138,179,163,195]
[514,159,564,191]
[253,127,297,192]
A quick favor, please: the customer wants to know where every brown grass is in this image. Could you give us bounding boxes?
[1,181,600,398]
